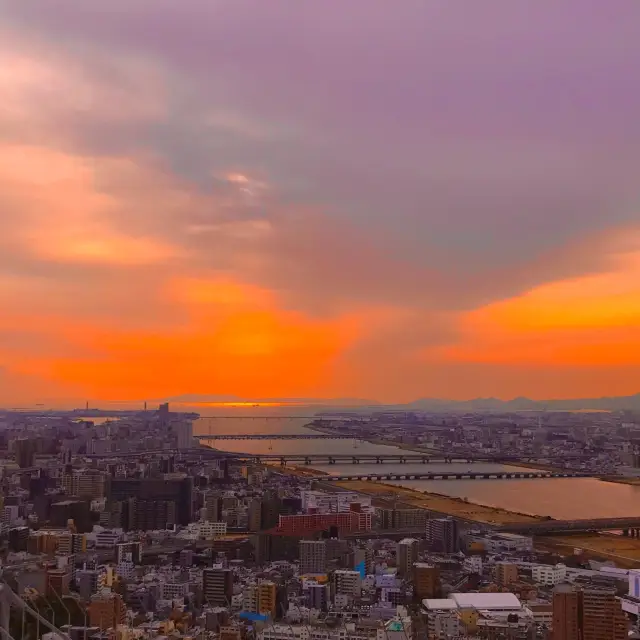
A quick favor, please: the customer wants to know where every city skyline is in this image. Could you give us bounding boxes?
[1,1,640,404]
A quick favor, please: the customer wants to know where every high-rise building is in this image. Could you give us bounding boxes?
[257,581,277,617]
[50,499,92,533]
[248,499,262,532]
[241,580,278,613]
[495,562,519,587]
[47,568,71,596]
[333,570,362,597]
[14,438,37,469]
[377,508,427,530]
[8,527,30,552]
[109,476,193,529]
[57,533,87,555]
[396,538,419,577]
[353,544,374,576]
[260,493,282,530]
[89,591,127,631]
[553,585,627,640]
[116,541,142,565]
[299,540,327,575]
[413,563,440,599]
[425,518,459,553]
[204,491,222,522]
[253,533,301,564]
[582,588,627,640]
[62,469,106,499]
[307,583,329,611]
[203,568,233,607]
[326,539,350,567]
[173,420,193,450]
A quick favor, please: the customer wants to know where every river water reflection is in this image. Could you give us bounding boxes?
[193,412,638,521]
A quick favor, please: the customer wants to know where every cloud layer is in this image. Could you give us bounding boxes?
[1,1,640,404]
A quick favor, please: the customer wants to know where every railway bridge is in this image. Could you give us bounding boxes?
[318,471,591,482]
[195,433,356,440]
[242,453,566,465]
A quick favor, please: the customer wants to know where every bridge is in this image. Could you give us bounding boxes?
[195,433,356,441]
[495,517,640,535]
[83,449,575,467]
[239,453,569,465]
[318,471,591,482]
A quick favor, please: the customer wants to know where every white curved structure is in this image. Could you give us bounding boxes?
[0,582,70,639]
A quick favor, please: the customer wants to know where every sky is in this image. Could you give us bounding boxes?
[1,0,640,406]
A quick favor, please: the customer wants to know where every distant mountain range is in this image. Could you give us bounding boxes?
[399,394,640,412]
[158,393,640,412]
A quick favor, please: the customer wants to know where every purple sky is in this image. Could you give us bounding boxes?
[1,0,640,403]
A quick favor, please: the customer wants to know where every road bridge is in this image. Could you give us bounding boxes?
[319,471,591,482]
[83,449,574,467]
[494,517,640,535]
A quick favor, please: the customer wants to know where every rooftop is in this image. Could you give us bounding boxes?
[451,593,522,610]
[422,598,458,611]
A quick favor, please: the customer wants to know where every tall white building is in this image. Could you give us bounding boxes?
[532,563,567,586]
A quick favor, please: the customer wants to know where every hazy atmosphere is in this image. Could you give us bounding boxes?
[2,1,640,404]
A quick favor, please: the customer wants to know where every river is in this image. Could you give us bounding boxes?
[189,406,640,520]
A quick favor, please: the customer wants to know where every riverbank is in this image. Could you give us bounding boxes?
[539,534,640,569]
[600,476,640,487]
[330,479,543,525]
[264,463,331,478]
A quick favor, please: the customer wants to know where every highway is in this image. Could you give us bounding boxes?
[197,416,371,421]
[495,517,640,535]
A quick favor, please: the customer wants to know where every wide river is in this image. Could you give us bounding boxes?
[190,406,640,520]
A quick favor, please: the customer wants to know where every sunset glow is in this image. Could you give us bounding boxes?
[1,2,640,405]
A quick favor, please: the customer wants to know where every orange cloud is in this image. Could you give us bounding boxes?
[433,235,640,367]
[0,276,366,401]
[0,145,180,266]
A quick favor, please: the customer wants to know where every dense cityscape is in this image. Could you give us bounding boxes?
[0,405,639,639]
